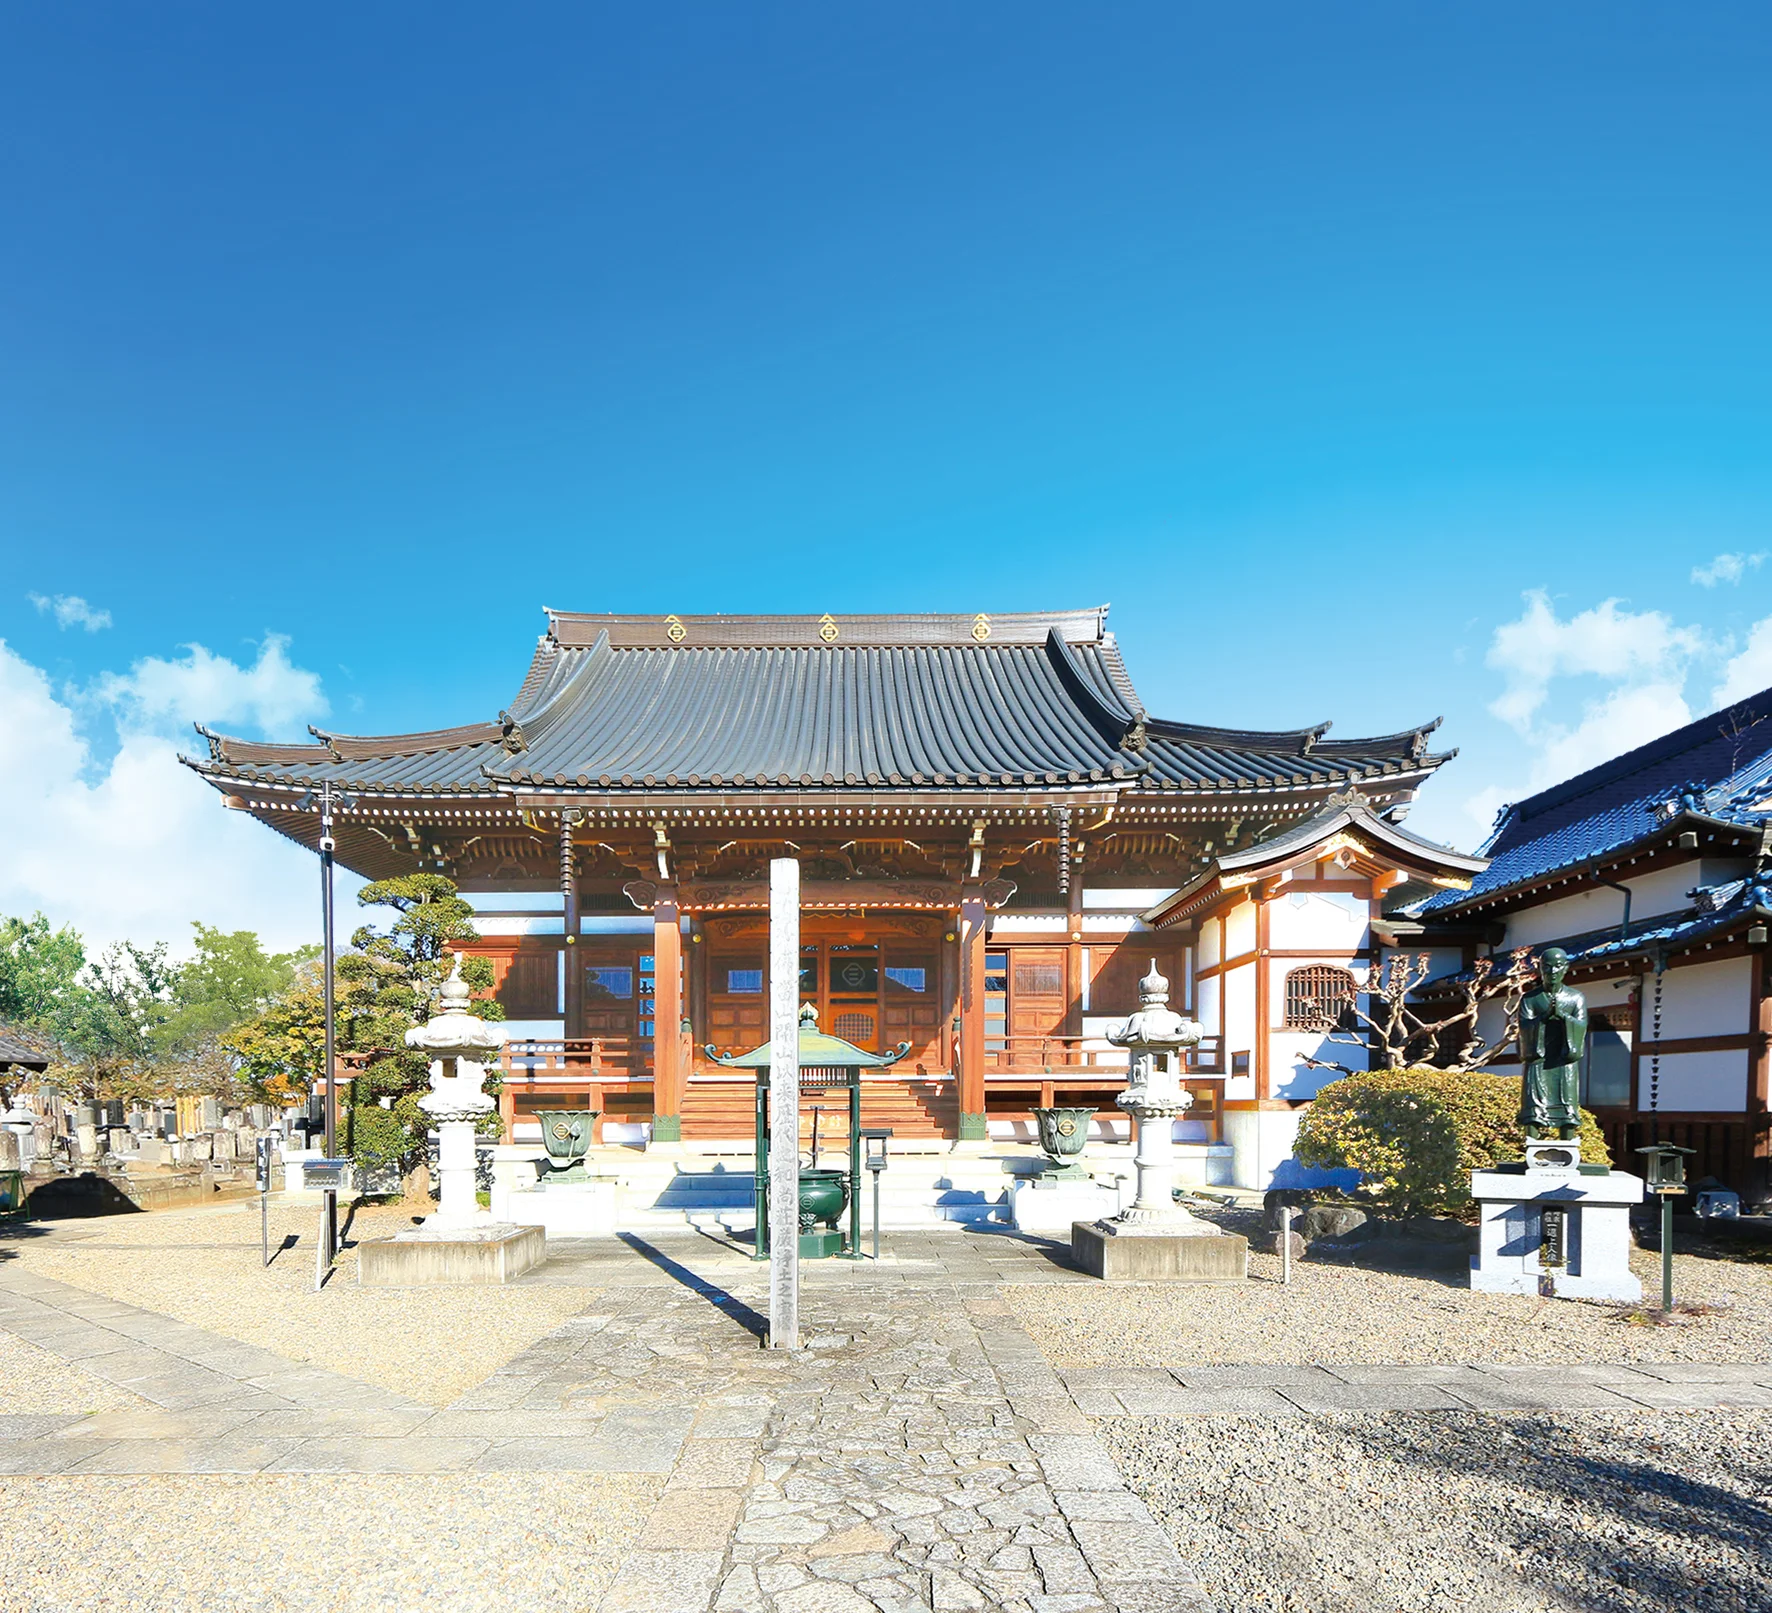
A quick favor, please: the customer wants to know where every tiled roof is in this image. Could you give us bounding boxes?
[0,1032,50,1070]
[1419,688,1772,917]
[187,609,1450,799]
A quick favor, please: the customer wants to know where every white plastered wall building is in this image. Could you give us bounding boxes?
[1143,794,1491,1191]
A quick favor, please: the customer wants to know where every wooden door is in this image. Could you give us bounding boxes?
[707,949,768,1053]
[1010,947,1068,1055]
[883,949,941,1067]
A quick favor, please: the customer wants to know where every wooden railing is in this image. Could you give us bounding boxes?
[982,1033,1224,1075]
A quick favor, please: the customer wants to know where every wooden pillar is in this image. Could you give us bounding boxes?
[1065,847,1085,1039]
[1253,897,1270,1102]
[651,884,684,1143]
[957,884,988,1140]
[1751,950,1771,1204]
[561,817,582,1039]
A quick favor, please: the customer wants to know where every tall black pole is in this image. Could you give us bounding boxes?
[320,782,337,1158]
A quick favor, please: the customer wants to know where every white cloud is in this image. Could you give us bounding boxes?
[28,592,112,632]
[1532,682,1694,785]
[1692,552,1765,588]
[0,636,346,955]
[1485,590,1705,733]
[90,634,324,736]
[1713,615,1772,710]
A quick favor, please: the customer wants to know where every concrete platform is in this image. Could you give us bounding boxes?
[1072,1220,1248,1282]
[358,1224,545,1286]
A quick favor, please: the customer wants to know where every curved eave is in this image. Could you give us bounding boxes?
[1143,802,1487,927]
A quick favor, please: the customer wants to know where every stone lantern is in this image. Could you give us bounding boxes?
[404,956,506,1230]
[358,956,545,1285]
[1106,963,1212,1233]
[1072,963,1247,1281]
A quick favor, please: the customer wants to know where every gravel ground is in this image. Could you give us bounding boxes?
[14,1202,598,1406]
[1101,1409,1772,1613]
[1008,1234,1772,1368]
[0,1327,150,1417]
[0,1472,660,1612]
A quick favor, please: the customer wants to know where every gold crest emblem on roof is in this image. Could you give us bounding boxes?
[818,614,839,643]
[971,613,991,642]
[664,615,687,644]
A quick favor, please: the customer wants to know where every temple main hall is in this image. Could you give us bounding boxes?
[188,607,1483,1187]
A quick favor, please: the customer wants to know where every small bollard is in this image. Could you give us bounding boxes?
[1280,1205,1293,1285]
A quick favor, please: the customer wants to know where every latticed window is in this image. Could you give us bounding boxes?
[1284,965,1357,1031]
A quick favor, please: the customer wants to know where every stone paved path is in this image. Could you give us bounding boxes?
[6,1229,1771,1612]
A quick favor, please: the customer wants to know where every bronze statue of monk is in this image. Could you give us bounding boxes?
[1518,946,1586,1140]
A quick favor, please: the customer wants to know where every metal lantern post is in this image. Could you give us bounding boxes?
[863,1129,892,1261]
[1636,1142,1694,1311]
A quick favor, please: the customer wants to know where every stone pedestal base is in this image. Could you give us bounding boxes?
[505,1180,618,1236]
[1009,1178,1121,1234]
[358,1223,545,1286]
[1073,1220,1248,1282]
[798,1227,845,1260]
[1469,1166,1644,1303]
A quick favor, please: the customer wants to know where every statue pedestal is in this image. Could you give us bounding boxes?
[1072,1219,1248,1282]
[1469,1162,1644,1302]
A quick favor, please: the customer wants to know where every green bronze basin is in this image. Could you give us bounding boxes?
[536,1110,598,1172]
[797,1167,849,1232]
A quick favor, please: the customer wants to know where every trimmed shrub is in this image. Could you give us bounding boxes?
[1294,1066,1611,1219]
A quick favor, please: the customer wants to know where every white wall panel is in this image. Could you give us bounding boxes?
[1196,975,1221,1037]
[463,892,564,913]
[1503,862,1747,949]
[1225,901,1256,959]
[1647,1048,1748,1112]
[1268,890,1369,952]
[1224,963,1256,1056]
[1198,918,1220,970]
[1655,957,1751,1041]
[472,916,565,936]
[1269,1030,1364,1099]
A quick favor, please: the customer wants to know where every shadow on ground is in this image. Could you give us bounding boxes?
[616,1232,768,1339]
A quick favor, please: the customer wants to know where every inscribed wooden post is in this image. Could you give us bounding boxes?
[768,858,801,1349]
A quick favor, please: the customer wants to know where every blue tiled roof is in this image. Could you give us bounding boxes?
[1419,687,1772,917]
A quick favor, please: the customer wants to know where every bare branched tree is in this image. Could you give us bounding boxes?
[1298,947,1537,1076]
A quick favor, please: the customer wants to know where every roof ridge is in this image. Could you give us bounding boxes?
[545,607,1110,649]
[309,722,503,760]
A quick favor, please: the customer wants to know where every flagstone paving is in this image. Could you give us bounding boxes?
[5,1228,1772,1611]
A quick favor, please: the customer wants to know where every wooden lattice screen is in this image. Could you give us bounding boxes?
[1283,965,1357,1031]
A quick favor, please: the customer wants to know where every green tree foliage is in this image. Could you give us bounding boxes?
[2,910,317,1102]
[223,875,502,1173]
[0,913,87,1039]
[1294,1066,1611,1219]
[158,925,317,1059]
[340,876,503,1172]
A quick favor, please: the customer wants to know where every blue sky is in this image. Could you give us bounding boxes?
[3,4,1770,950]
